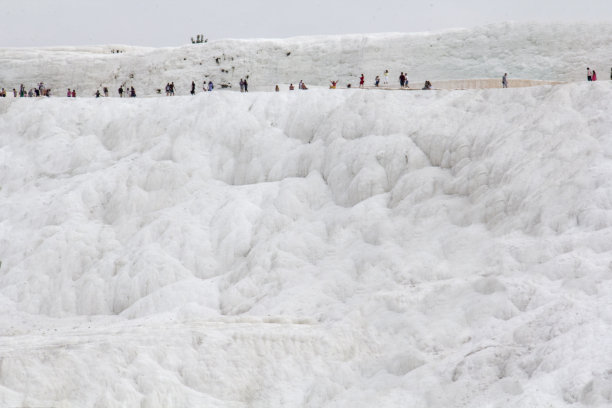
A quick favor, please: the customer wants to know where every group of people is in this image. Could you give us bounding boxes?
[285,80,309,91]
[95,87,110,98]
[2,83,52,97]
[118,85,136,97]
[586,67,608,81]
[326,71,416,89]
[5,67,610,99]
[165,82,176,96]
[239,78,249,92]
[188,80,215,94]
[324,71,426,90]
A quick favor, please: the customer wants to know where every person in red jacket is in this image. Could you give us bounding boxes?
[359,74,365,88]
[72,89,76,97]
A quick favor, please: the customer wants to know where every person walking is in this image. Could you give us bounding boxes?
[587,67,592,81]
[359,74,365,88]
[191,81,196,95]
[243,79,248,92]
[374,76,380,87]
[502,73,508,88]
[118,86,124,97]
[592,70,597,81]
[383,70,389,85]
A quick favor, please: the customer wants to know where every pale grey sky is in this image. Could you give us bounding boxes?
[2,0,611,47]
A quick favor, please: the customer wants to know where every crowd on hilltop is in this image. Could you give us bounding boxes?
[1,67,610,99]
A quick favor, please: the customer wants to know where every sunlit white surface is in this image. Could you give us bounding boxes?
[1,23,612,408]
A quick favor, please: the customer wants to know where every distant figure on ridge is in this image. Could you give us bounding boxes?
[375,76,380,87]
[95,90,101,98]
[208,81,213,91]
[239,78,245,92]
[191,81,196,95]
[289,83,295,90]
[275,85,280,92]
[592,70,597,81]
[422,81,432,90]
[243,79,248,92]
[330,80,338,89]
[359,74,364,88]
[399,72,405,88]
[118,86,124,97]
[72,89,76,97]
[67,88,71,97]
[502,73,508,88]
[130,86,136,97]
[383,69,389,85]
[587,67,592,81]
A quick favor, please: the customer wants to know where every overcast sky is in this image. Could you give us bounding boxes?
[2,0,611,47]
